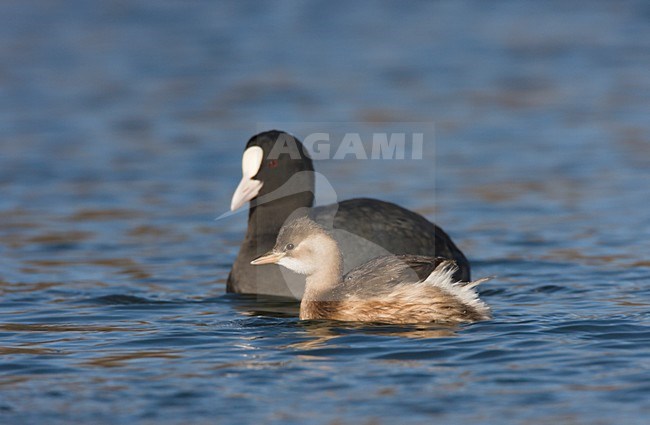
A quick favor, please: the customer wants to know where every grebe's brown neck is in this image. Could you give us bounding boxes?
[300,235,343,319]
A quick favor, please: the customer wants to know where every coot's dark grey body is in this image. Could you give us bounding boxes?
[226,130,470,299]
[310,199,469,278]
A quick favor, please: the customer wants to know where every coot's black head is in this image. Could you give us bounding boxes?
[230,130,315,211]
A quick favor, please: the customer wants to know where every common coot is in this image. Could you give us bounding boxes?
[227,130,470,299]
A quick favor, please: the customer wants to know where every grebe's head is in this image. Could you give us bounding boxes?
[250,216,339,276]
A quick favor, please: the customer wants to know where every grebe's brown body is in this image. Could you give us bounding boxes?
[251,217,490,324]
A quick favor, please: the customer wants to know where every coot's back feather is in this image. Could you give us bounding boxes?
[311,198,470,281]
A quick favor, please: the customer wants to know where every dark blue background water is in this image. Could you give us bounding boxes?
[1,1,649,424]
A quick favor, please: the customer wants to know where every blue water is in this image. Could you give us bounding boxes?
[2,1,650,424]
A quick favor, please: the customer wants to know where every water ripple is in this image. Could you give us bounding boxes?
[2,0,650,424]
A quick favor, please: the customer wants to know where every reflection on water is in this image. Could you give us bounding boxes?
[288,322,459,351]
[2,0,650,424]
[83,351,182,368]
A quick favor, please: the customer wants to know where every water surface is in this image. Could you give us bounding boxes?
[1,1,650,424]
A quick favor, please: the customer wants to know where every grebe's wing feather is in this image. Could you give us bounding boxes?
[456,276,491,290]
[336,255,450,299]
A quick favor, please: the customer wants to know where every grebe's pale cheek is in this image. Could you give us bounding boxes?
[277,256,316,275]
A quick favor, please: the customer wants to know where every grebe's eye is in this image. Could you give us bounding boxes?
[267,159,278,169]
[285,243,294,251]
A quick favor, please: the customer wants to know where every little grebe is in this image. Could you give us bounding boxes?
[251,217,490,324]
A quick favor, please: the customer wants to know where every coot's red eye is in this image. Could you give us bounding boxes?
[267,159,278,168]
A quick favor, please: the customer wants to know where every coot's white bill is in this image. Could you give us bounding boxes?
[230,146,264,211]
